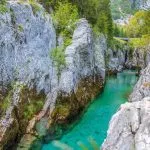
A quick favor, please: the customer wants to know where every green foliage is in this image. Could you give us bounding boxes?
[49,1,79,79]
[24,99,44,120]
[129,35,150,48]
[0,0,8,14]
[113,24,127,37]
[74,0,113,42]
[125,10,150,37]
[111,37,127,50]
[50,46,66,80]
[29,0,42,14]
[38,0,113,44]
[17,24,24,32]
[52,1,79,36]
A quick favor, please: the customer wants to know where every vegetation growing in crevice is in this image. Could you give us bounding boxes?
[19,87,45,121]
[50,46,66,81]
[0,0,8,14]
[50,1,79,80]
[17,24,24,32]
[29,0,42,14]
[0,90,12,117]
[111,37,127,50]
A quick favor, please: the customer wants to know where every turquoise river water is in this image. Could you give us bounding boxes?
[39,70,138,150]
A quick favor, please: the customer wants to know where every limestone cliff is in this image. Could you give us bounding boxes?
[0,1,107,149]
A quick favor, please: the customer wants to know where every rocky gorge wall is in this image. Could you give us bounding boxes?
[102,58,150,149]
[0,1,149,149]
[107,43,150,74]
[0,1,106,149]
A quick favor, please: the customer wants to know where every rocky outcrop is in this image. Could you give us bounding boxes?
[129,63,150,102]
[0,1,107,149]
[102,63,150,150]
[50,19,106,124]
[107,48,126,73]
[102,97,150,150]
[125,46,150,69]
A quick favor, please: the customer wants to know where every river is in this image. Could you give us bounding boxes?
[32,70,138,150]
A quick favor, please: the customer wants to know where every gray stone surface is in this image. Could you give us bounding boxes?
[59,19,106,93]
[107,48,126,72]
[0,1,57,94]
[102,97,150,150]
[129,63,150,102]
[125,47,150,69]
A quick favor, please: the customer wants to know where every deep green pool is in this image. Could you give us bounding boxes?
[41,70,138,150]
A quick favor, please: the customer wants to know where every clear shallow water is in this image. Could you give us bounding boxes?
[42,70,138,150]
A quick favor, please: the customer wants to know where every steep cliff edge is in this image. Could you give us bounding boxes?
[102,63,150,150]
[0,1,106,149]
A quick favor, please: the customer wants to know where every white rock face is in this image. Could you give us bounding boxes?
[102,64,150,150]
[129,63,150,102]
[107,48,126,73]
[59,19,106,93]
[0,1,57,94]
[125,46,150,69]
[102,97,150,150]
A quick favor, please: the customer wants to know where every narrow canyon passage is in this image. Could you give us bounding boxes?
[38,70,138,150]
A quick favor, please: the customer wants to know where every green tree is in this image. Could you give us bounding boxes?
[52,1,79,36]
[126,10,150,37]
[38,0,113,44]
